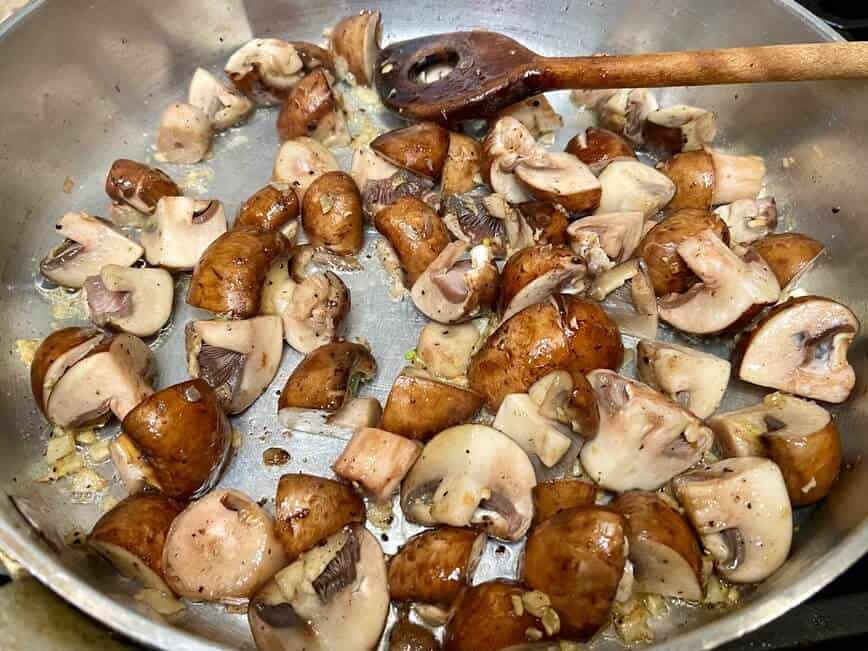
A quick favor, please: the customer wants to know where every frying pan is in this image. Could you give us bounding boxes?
[1,1,867,649]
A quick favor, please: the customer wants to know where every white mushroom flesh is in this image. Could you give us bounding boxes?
[568,211,644,271]
[645,105,718,151]
[415,320,485,382]
[333,427,422,500]
[156,102,212,164]
[598,88,659,144]
[714,198,778,254]
[326,397,382,429]
[595,160,676,218]
[272,137,340,202]
[225,39,304,105]
[501,256,586,323]
[84,265,174,337]
[109,433,162,494]
[350,146,400,191]
[188,67,254,130]
[496,95,564,137]
[141,197,228,271]
[598,260,659,340]
[710,151,767,206]
[493,393,573,467]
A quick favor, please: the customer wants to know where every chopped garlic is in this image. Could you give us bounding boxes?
[801,477,817,493]
[14,338,41,366]
[521,590,551,617]
[38,452,83,482]
[45,434,75,464]
[70,469,108,493]
[74,430,98,446]
[88,439,111,463]
[510,594,524,616]
[525,627,543,641]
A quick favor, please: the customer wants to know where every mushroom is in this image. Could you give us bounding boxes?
[714,197,779,253]
[493,393,574,467]
[350,146,401,191]
[290,41,335,74]
[662,149,766,210]
[593,259,659,340]
[381,367,484,441]
[400,424,536,541]
[611,491,704,601]
[105,159,179,216]
[565,127,637,175]
[595,160,675,218]
[488,158,535,204]
[272,137,340,202]
[186,316,283,414]
[468,295,623,410]
[248,525,389,651]
[483,115,540,163]
[278,342,376,412]
[122,379,231,500]
[636,340,731,419]
[326,397,383,429]
[514,152,602,213]
[235,183,300,240]
[163,489,288,601]
[672,457,793,583]
[333,427,422,500]
[375,196,451,285]
[750,231,825,290]
[637,208,730,296]
[187,226,288,318]
[532,479,596,525]
[40,212,143,289]
[411,243,499,324]
[415,322,484,383]
[440,193,534,257]
[329,10,382,85]
[388,617,441,651]
[498,244,585,321]
[708,393,842,506]
[710,150,767,205]
[567,211,644,275]
[274,473,366,562]
[276,68,350,147]
[516,201,569,246]
[156,102,212,164]
[388,527,486,608]
[661,150,716,211]
[361,168,437,219]
[441,132,483,195]
[83,265,174,337]
[523,506,627,638]
[188,67,254,130]
[495,95,563,137]
[89,493,184,595]
[736,296,859,403]
[225,38,304,106]
[528,370,600,438]
[371,122,450,180]
[141,197,228,271]
[657,230,780,335]
[31,328,154,428]
[302,171,364,255]
[109,433,162,494]
[579,370,714,491]
[643,105,718,156]
[596,88,659,144]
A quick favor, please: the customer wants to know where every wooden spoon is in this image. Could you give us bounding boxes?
[374,31,868,123]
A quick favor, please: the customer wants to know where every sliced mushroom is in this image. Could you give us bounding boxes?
[415,320,485,381]
[225,38,304,106]
[89,493,184,595]
[532,478,596,525]
[235,184,300,240]
[597,88,658,144]
[122,379,231,500]
[401,424,536,541]
[188,67,254,131]
[483,116,540,163]
[83,265,173,337]
[276,68,350,147]
[29,327,107,413]
[516,201,570,246]
[514,152,602,213]
[567,211,644,275]
[612,491,704,601]
[275,473,365,562]
[565,127,637,175]
[579,370,714,491]
[494,95,563,137]
[248,525,388,651]
[109,433,162,494]
[594,259,659,340]
[278,342,376,412]
[714,197,778,253]
[709,393,842,506]
[371,122,450,180]
[326,397,383,429]
[658,230,780,335]
[40,212,143,288]
[643,105,718,156]
[498,244,585,321]
[661,150,716,211]
[361,169,437,219]
[302,171,364,255]
[333,427,423,500]
[381,367,484,441]
[141,197,228,271]
[350,146,401,192]
[388,617,441,651]
[488,158,534,204]
[290,41,335,74]
[673,457,792,583]
[710,150,766,205]
[105,159,179,216]
[375,196,451,285]
[441,132,483,195]
[440,193,534,257]
[528,370,600,438]
[596,160,675,218]
[329,10,381,85]
[163,489,287,601]
[736,296,859,403]
[272,137,340,202]
[493,393,573,467]
[187,226,288,318]
[636,340,731,419]
[186,316,283,414]
[750,231,825,290]
[156,102,212,164]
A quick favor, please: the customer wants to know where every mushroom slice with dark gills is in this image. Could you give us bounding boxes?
[225,38,304,106]
[360,168,436,219]
[83,265,174,337]
[714,197,779,254]
[442,193,535,258]
[105,159,179,217]
[498,244,586,322]
[141,197,228,271]
[248,525,389,651]
[186,316,283,414]
[567,211,644,275]
[401,424,536,541]
[188,67,254,130]
[411,242,499,324]
[579,370,714,492]
[40,212,143,289]
[736,296,859,403]
[673,457,792,583]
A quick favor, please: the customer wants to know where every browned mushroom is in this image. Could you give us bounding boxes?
[567,211,644,275]
[662,149,766,210]
[276,68,350,146]
[105,159,179,217]
[750,232,825,290]
[278,342,376,412]
[440,193,535,257]
[156,102,212,164]
[333,427,423,500]
[188,67,254,130]
[643,105,718,156]
[375,196,451,285]
[441,132,483,195]
[532,479,596,525]
[290,41,335,73]
[388,617,441,651]
[371,122,450,180]
[235,184,300,239]
[225,38,304,106]
[596,88,659,143]
[514,152,602,213]
[83,265,174,337]
[329,10,382,85]
[498,244,585,321]
[565,127,637,175]
[516,201,569,246]
[302,171,364,255]
[141,197,228,271]
[272,137,340,202]
[661,150,716,211]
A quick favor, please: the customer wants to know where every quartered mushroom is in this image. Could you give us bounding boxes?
[290,41,335,74]
[381,367,484,441]
[591,259,659,340]
[636,340,731,419]
[272,137,340,202]
[482,116,542,204]
[400,424,537,541]
[532,478,597,525]
[375,196,451,285]
[163,489,288,601]
[122,379,231,500]
[248,525,389,651]
[360,168,436,219]
[186,316,283,414]
[333,427,422,500]
[663,149,766,210]
[579,370,714,491]
[499,244,585,321]
[565,126,637,175]
[105,159,179,218]
[495,95,563,137]
[750,232,825,290]
[235,184,300,240]
[350,145,401,192]
[371,122,450,180]
[643,105,718,156]
[660,150,716,211]
[441,132,483,195]
[188,67,254,131]
[709,393,842,506]
[40,212,143,289]
[276,68,350,146]
[388,617,441,651]
[714,197,779,254]
[493,393,574,467]
[326,397,383,429]
[595,88,659,144]
[83,265,174,337]
[141,197,228,271]
[225,38,304,106]
[567,211,644,275]
[415,320,485,381]
[516,201,570,246]
[109,433,162,495]
[657,230,780,335]
[595,160,675,218]
[514,152,602,213]
[528,370,600,438]
[411,242,499,324]
[330,10,382,85]
[302,171,364,255]
[673,457,793,583]
[736,296,859,403]
[156,101,212,164]
[441,193,534,257]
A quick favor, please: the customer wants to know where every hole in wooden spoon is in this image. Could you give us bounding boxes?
[409,50,459,84]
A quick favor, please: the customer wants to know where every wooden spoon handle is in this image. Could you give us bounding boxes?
[540,42,868,90]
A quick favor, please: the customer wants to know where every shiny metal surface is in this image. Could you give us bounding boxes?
[1,1,867,650]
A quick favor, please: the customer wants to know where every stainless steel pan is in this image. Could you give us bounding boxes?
[2,1,868,649]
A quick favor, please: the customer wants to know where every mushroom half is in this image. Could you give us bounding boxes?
[272,137,340,202]
[714,197,779,254]
[105,159,179,217]
[188,67,254,130]
[225,38,304,106]
[595,160,675,218]
[84,265,174,337]
[141,197,228,271]
[156,102,212,164]
[333,427,422,500]
[642,105,718,156]
[276,68,350,147]
[493,393,574,467]
[329,10,382,86]
[498,244,586,322]
[567,211,644,275]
